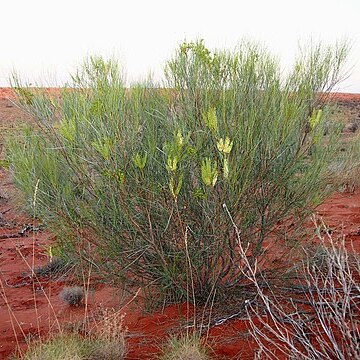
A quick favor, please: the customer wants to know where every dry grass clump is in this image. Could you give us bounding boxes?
[89,308,127,360]
[20,333,94,360]
[88,341,126,360]
[159,334,210,360]
[19,308,127,360]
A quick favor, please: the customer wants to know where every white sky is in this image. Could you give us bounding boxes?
[1,0,359,92]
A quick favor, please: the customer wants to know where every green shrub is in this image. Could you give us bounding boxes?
[8,41,350,304]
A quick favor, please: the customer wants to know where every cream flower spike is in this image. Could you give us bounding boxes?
[217,137,233,154]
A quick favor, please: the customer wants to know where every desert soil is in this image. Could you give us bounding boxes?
[0,88,359,359]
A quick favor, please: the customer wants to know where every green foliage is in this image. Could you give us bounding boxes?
[8,41,351,305]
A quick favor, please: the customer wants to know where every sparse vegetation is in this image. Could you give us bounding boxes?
[329,132,360,192]
[12,303,127,359]
[88,308,127,360]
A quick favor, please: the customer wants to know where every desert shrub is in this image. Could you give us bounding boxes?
[8,41,350,304]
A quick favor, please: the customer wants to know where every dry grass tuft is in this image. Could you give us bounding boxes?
[89,308,127,360]
[20,333,93,360]
[159,334,210,360]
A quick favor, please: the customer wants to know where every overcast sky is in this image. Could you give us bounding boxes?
[1,0,359,92]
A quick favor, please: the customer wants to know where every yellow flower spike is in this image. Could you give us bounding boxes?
[217,137,233,154]
[92,137,113,160]
[175,130,184,148]
[309,109,323,130]
[212,171,218,187]
[169,177,176,198]
[133,153,147,170]
[175,174,184,197]
[166,156,178,172]
[201,158,218,187]
[169,174,183,198]
[203,107,218,134]
[58,118,76,142]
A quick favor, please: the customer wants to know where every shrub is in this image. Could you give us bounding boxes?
[8,40,350,305]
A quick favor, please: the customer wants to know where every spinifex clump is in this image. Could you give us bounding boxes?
[8,40,348,305]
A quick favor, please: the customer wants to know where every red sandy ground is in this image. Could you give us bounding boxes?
[0,88,359,359]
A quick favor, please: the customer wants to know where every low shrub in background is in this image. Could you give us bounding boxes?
[328,131,360,192]
[8,40,352,305]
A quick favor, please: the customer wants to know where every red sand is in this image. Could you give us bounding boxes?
[0,91,359,359]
